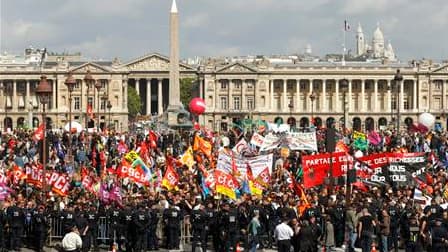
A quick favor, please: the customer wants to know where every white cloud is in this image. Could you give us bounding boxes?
[184,13,209,28]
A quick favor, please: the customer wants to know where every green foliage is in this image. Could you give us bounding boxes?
[180,78,198,109]
[127,86,142,118]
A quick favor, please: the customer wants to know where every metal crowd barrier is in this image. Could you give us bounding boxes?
[48,216,110,246]
[47,215,191,248]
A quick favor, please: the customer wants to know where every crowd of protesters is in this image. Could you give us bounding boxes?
[0,122,448,252]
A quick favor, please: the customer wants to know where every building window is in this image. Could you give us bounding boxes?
[101,98,106,110]
[404,97,410,110]
[247,81,254,89]
[300,83,306,91]
[17,82,26,93]
[74,97,80,110]
[233,96,241,110]
[100,79,108,89]
[261,96,265,107]
[88,97,93,107]
[220,96,228,110]
[221,81,227,90]
[234,81,241,89]
[435,81,442,90]
[247,96,254,110]
[391,96,397,110]
[75,79,81,90]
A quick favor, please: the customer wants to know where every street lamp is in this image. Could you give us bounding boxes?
[309,92,316,127]
[65,73,76,164]
[36,75,52,202]
[107,100,112,130]
[94,80,102,132]
[84,70,94,129]
[340,79,349,130]
[394,69,403,132]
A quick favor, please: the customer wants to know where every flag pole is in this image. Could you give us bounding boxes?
[342,21,346,66]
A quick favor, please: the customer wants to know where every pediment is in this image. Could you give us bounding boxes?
[70,62,111,73]
[216,62,257,73]
[124,53,195,72]
[432,64,448,74]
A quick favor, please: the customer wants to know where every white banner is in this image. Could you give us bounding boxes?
[217,152,273,177]
[287,132,317,151]
[250,133,265,147]
[232,139,249,155]
[259,134,281,152]
[268,123,290,133]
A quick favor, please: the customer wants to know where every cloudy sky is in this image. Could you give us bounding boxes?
[0,0,447,62]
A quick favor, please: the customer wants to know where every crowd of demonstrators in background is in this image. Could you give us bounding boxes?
[0,121,448,252]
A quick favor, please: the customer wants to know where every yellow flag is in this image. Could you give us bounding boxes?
[180,146,196,170]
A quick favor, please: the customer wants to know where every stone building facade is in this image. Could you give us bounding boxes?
[1,50,448,132]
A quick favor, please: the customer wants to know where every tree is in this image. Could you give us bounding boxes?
[128,86,142,118]
[180,78,198,110]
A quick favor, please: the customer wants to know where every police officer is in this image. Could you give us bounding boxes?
[219,202,240,252]
[388,200,401,252]
[164,201,182,249]
[85,204,99,251]
[121,204,135,252]
[147,204,159,250]
[61,204,76,234]
[133,204,150,252]
[74,207,89,252]
[431,218,448,252]
[32,205,49,252]
[403,215,421,252]
[7,201,25,251]
[205,201,219,252]
[0,203,5,250]
[107,203,122,251]
[191,203,207,252]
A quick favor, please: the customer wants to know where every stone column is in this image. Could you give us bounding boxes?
[373,79,378,111]
[158,78,163,115]
[296,79,301,112]
[52,80,57,110]
[413,80,418,110]
[322,80,326,112]
[26,80,30,107]
[12,80,17,110]
[335,80,339,112]
[199,77,204,99]
[283,79,288,112]
[146,78,152,115]
[123,79,128,109]
[270,80,274,112]
[241,80,246,110]
[254,79,258,111]
[309,79,314,112]
[135,79,140,95]
[228,79,232,110]
[442,80,446,111]
[360,80,365,111]
[400,79,404,111]
[386,80,391,111]
[215,79,219,110]
[348,79,352,112]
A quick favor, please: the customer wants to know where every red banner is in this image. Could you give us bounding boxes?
[117,160,150,185]
[33,123,45,142]
[162,165,179,191]
[24,165,70,196]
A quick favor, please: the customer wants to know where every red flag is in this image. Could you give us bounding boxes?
[162,164,179,191]
[302,163,327,189]
[33,123,45,142]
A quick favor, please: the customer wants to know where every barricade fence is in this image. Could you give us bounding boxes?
[46,216,191,248]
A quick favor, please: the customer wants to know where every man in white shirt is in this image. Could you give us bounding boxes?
[62,225,82,252]
[274,217,294,252]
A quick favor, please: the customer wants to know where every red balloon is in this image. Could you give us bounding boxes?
[189,97,206,115]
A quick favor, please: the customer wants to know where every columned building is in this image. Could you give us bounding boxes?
[198,60,448,132]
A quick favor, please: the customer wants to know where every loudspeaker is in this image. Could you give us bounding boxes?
[347,169,357,184]
[325,128,336,152]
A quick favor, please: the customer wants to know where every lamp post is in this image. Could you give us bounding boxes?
[387,84,394,129]
[288,103,294,130]
[36,75,52,202]
[394,69,403,133]
[95,80,102,132]
[84,70,94,129]
[340,79,349,130]
[65,73,76,164]
[107,100,112,130]
[309,92,316,127]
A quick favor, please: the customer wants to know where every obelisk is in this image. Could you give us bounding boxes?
[165,0,191,127]
[168,0,181,109]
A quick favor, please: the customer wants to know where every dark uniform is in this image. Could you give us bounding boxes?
[431,219,448,252]
[0,207,6,250]
[7,204,25,250]
[107,205,122,250]
[121,206,135,252]
[403,216,422,252]
[147,206,159,250]
[32,206,49,252]
[191,206,207,252]
[164,205,182,249]
[205,203,219,252]
[85,206,99,251]
[133,206,150,252]
[61,207,76,234]
[388,204,400,252]
[219,204,240,252]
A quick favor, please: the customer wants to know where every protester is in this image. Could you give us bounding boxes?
[62,225,83,252]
